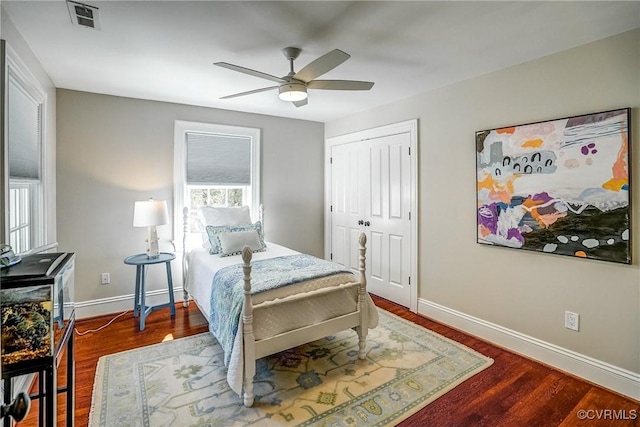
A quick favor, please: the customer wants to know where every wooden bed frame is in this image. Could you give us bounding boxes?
[181,207,370,407]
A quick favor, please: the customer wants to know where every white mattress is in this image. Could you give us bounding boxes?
[185,241,379,395]
[187,242,359,319]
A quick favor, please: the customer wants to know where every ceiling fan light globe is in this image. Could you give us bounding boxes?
[278,83,307,102]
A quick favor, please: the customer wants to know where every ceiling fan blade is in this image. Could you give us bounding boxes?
[293,98,308,108]
[220,85,279,99]
[307,80,374,91]
[215,62,286,84]
[293,49,350,83]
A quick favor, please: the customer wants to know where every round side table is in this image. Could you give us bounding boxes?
[124,252,176,331]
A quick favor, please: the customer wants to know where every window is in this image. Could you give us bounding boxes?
[184,131,252,224]
[2,42,46,254]
[174,121,260,247]
[9,183,33,254]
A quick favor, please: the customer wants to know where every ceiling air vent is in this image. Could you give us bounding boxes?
[67,1,101,30]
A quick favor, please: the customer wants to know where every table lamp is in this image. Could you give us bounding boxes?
[133,199,169,258]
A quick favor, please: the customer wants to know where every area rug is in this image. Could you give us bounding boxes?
[89,310,493,426]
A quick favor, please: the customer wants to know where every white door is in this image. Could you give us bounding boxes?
[330,142,365,273]
[330,132,412,308]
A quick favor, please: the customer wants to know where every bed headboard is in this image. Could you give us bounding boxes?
[182,204,264,249]
[181,204,264,301]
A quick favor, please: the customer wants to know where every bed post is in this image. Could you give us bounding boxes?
[241,246,256,407]
[182,207,190,307]
[357,232,369,359]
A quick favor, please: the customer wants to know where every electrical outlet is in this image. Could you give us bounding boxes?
[565,311,579,331]
[101,272,110,285]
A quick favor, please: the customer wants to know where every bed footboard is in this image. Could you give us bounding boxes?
[240,232,368,407]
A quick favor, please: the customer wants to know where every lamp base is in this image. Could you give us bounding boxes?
[146,226,160,258]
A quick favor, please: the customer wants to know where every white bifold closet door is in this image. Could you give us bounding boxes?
[330,132,411,308]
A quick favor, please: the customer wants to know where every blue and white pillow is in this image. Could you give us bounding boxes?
[206,221,266,255]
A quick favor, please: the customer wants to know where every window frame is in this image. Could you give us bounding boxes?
[1,42,47,255]
[173,120,260,251]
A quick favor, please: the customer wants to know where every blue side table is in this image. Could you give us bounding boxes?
[124,252,176,330]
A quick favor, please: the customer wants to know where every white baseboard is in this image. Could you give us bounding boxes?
[73,292,639,400]
[74,287,186,319]
[418,298,640,401]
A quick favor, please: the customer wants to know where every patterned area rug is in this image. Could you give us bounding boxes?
[90,310,493,426]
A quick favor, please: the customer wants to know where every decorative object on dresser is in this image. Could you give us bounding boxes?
[132,198,169,259]
[476,108,631,263]
[88,309,493,426]
[182,205,378,407]
[0,245,20,268]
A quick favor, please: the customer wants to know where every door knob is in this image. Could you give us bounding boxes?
[1,392,30,422]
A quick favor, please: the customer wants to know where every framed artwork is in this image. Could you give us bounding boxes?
[476,108,631,264]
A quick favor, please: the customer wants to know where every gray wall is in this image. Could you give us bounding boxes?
[326,29,640,374]
[56,90,324,305]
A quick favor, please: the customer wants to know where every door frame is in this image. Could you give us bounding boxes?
[325,119,418,313]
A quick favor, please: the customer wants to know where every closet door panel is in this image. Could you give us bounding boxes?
[360,134,412,307]
[330,142,366,273]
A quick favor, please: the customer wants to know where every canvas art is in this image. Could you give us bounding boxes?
[476,108,631,264]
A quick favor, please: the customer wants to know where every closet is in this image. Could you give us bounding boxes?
[325,120,418,311]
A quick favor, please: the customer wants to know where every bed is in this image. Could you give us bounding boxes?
[181,205,378,407]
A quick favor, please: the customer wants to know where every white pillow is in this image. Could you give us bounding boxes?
[200,206,251,226]
[198,206,252,248]
[217,230,265,257]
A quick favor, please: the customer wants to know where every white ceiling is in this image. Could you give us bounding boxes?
[3,1,639,123]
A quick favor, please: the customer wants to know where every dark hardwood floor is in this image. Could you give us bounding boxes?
[17,296,639,426]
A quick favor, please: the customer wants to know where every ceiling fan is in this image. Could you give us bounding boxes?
[215,47,374,107]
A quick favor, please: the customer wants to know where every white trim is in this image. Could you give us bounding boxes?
[74,287,185,320]
[325,119,419,313]
[27,241,58,255]
[4,43,48,254]
[1,40,7,246]
[418,298,640,400]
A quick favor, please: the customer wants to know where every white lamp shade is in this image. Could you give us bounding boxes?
[133,199,169,227]
[278,83,308,102]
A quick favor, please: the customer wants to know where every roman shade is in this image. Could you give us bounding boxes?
[8,75,41,180]
[185,132,251,185]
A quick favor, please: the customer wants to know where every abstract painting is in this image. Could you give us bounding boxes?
[476,109,631,264]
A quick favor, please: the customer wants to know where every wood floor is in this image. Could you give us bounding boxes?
[16,296,639,427]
